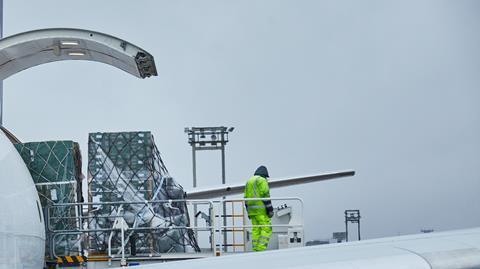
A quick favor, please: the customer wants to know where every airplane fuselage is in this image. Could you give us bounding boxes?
[0,130,45,269]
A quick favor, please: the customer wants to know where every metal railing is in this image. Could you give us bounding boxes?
[45,197,304,260]
[46,200,215,260]
[215,197,304,254]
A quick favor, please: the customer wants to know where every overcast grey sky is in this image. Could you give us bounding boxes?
[3,0,480,241]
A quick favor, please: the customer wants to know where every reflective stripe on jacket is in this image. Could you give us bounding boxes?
[244,175,271,216]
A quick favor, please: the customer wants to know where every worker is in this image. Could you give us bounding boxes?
[244,165,274,251]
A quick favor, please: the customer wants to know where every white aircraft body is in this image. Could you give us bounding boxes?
[0,129,45,269]
[122,228,480,269]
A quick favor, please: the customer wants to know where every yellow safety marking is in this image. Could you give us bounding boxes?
[87,256,109,262]
[65,256,74,263]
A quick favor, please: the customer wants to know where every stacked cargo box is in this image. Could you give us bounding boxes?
[88,131,199,255]
[14,141,83,257]
[88,132,156,204]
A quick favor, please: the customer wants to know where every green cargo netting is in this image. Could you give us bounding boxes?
[14,141,83,257]
[15,141,80,184]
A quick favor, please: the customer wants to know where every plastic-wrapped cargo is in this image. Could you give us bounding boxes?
[14,140,83,257]
[88,131,199,255]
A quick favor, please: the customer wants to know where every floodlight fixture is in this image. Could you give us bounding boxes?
[184,126,233,150]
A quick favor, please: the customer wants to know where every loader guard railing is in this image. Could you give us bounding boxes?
[46,197,304,260]
[46,200,214,260]
[216,197,304,254]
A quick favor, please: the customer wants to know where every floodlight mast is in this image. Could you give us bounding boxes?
[185,126,234,252]
[345,209,361,242]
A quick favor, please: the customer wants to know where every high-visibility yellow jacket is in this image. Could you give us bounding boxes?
[244,175,273,216]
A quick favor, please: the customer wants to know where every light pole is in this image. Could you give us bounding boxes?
[185,126,234,251]
[345,209,361,242]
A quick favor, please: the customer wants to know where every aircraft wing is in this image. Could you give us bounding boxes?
[186,170,355,199]
[114,227,480,269]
